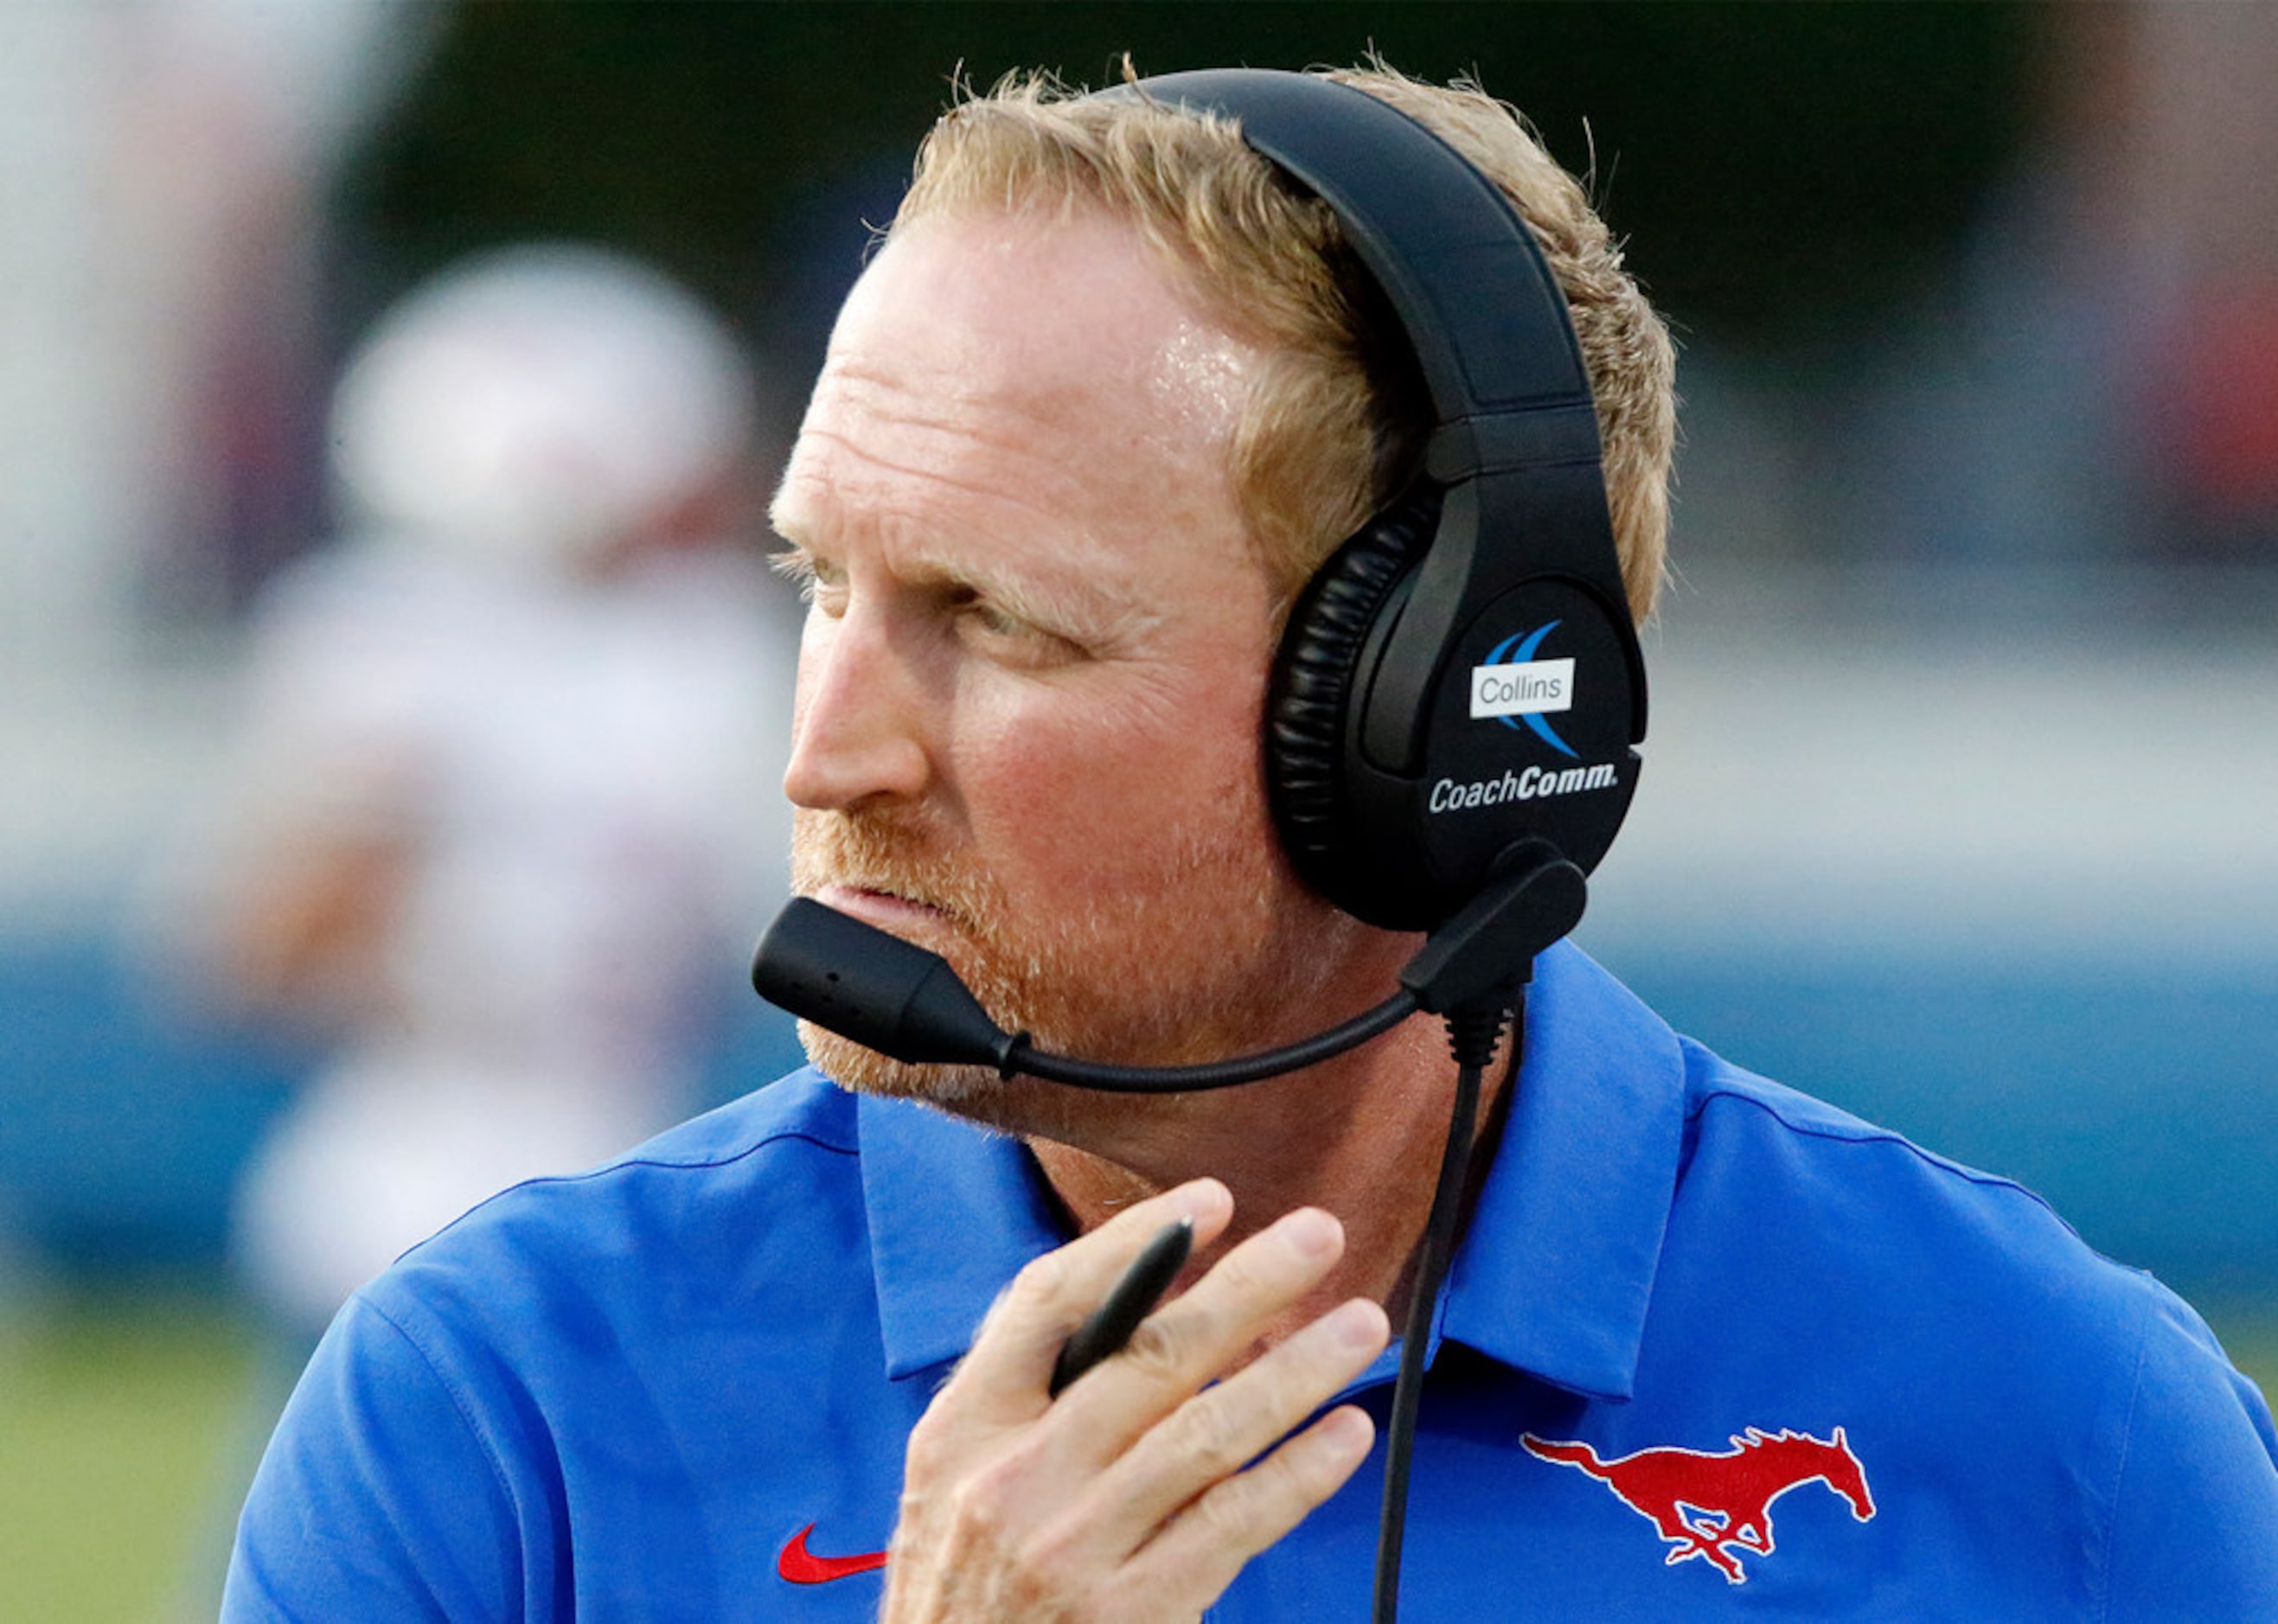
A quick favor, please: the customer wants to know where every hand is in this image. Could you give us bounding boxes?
[881,1179,1391,1621]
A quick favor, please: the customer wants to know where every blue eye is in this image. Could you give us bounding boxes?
[771,548,848,613]
[950,592,1081,670]
[968,601,1026,638]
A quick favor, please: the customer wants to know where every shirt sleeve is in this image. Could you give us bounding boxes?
[2098,1285,2278,1614]
[223,1292,544,1621]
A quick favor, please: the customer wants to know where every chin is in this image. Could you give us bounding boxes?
[798,1021,1002,1108]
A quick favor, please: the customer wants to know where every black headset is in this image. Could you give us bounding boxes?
[1102,69,1648,932]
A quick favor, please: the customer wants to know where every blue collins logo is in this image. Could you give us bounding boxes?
[1471,621,1578,758]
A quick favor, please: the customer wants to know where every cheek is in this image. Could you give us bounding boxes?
[957,663,1273,876]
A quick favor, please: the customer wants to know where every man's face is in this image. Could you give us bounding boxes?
[772,205,1366,1105]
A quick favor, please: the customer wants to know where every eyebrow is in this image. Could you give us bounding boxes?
[768,521,1163,655]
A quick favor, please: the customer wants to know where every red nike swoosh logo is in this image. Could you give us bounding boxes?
[777,1523,889,1584]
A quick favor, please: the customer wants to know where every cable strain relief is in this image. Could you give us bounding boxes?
[1442,1002,1509,1069]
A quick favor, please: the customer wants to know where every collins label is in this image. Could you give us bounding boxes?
[1469,656,1574,719]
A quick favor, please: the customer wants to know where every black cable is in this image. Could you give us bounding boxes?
[1004,987,1420,1092]
[1371,992,1522,1624]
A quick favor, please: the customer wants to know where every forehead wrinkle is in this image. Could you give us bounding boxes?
[788,417,1093,542]
[806,359,1164,537]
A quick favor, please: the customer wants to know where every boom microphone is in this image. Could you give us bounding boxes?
[749,841,1587,1094]
[751,897,1418,1091]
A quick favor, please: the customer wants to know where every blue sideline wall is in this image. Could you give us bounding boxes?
[3,926,2272,1306]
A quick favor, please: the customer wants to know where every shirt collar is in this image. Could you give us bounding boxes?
[858,939,1685,1397]
[861,1092,1067,1382]
[1437,939,1685,1402]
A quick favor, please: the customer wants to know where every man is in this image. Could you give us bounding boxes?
[227,65,2278,1619]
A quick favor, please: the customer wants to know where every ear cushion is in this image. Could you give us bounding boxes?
[1266,487,1441,905]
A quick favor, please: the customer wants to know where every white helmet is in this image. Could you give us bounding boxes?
[328,243,757,568]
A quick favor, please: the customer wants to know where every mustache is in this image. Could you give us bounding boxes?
[790,809,1001,930]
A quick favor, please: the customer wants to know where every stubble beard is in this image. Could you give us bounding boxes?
[788,804,1362,1119]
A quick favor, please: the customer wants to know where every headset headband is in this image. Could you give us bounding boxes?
[1094,67,1647,926]
[1099,69,1629,617]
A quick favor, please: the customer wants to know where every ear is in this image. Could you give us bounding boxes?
[1833,1425,1848,1448]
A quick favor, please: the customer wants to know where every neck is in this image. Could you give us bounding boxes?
[1019,1007,1516,1352]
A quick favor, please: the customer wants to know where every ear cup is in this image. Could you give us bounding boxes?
[1267,487,1441,914]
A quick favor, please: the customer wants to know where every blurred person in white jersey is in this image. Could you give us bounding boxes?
[160,244,793,1338]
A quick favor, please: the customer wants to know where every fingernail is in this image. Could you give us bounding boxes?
[1283,1207,1341,1259]
[1328,1298,1386,1351]
[1177,1178,1232,1223]
[1321,1406,1375,1460]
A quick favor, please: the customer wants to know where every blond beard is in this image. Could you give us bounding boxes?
[788,803,1363,1115]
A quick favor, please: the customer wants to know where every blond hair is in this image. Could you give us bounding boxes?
[893,62,1675,626]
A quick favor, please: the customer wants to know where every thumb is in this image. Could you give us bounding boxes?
[944,1179,1232,1425]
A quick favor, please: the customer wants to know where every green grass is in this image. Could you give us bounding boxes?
[2203,1301,2278,1410]
[0,1287,2268,1622]
[0,1287,261,1624]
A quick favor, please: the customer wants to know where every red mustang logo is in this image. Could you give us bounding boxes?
[1523,1426,1874,1584]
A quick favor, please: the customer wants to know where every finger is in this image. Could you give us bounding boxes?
[1124,1403,1378,1612]
[1052,1205,1352,1463]
[1082,1293,1389,1550]
[939,1178,1233,1426]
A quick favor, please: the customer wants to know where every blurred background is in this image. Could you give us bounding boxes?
[3,3,2273,1616]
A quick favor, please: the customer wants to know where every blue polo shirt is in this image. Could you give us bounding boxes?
[225,943,2278,1618]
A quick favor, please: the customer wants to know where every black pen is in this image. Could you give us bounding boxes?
[1048,1217,1194,1397]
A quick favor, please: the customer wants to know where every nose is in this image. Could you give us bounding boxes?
[782,601,932,811]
